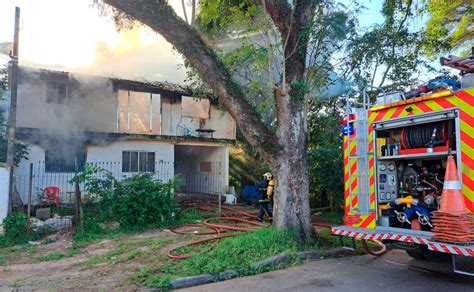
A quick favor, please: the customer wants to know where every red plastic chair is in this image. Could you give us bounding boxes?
[42,186,60,208]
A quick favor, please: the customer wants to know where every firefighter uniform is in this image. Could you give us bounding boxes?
[258,172,275,222]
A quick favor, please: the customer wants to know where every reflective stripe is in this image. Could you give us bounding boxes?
[444,180,462,190]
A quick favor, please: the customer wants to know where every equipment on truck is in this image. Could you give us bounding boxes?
[333,51,474,275]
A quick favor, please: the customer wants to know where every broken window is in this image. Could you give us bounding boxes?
[46,81,69,104]
[45,145,86,173]
[181,96,210,119]
[117,90,161,134]
[122,151,155,173]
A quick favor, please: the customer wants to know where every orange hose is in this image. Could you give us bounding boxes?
[204,217,264,232]
[167,234,236,259]
[170,224,221,235]
[361,239,387,256]
[312,221,387,257]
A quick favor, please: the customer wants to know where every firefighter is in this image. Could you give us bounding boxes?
[257,172,275,223]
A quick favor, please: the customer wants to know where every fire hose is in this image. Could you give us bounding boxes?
[313,223,387,256]
[167,205,265,259]
[168,205,387,259]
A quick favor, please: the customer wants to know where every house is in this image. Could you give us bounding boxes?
[12,67,236,205]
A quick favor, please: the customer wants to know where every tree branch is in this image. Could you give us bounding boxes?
[103,0,278,158]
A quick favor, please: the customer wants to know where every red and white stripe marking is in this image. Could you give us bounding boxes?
[331,227,473,257]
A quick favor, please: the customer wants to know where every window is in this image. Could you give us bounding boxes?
[47,81,69,104]
[122,151,155,172]
[45,146,86,173]
[117,90,161,134]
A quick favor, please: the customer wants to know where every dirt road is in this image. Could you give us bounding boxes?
[181,250,474,292]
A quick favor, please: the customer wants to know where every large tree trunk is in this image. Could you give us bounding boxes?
[272,88,315,240]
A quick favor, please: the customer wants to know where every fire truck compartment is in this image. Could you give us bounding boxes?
[372,109,459,233]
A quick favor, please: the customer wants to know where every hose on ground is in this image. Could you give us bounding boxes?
[361,239,387,256]
[313,222,387,257]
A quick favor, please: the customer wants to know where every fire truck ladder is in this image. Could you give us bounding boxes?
[345,87,384,214]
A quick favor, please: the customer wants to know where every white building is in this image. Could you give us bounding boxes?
[13,67,236,205]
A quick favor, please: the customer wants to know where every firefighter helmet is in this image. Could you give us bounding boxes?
[263,172,273,180]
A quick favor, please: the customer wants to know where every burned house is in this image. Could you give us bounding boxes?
[13,67,236,204]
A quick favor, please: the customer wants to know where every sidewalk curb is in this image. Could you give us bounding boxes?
[160,247,352,290]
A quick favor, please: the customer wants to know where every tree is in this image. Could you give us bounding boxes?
[422,0,473,55]
[97,0,357,240]
[345,0,432,91]
[307,101,344,211]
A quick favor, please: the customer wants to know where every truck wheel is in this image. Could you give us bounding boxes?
[422,249,450,262]
[405,249,426,260]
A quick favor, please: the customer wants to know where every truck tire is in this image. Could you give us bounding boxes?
[405,249,426,260]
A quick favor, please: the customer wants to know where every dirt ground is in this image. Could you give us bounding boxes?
[0,204,263,291]
[0,228,187,291]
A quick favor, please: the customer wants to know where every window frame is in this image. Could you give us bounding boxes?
[46,80,69,104]
[122,150,155,173]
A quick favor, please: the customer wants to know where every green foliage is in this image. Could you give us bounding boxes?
[345,0,432,90]
[198,0,261,36]
[308,110,344,210]
[72,165,180,228]
[36,252,65,262]
[127,227,304,288]
[423,0,473,55]
[0,213,35,246]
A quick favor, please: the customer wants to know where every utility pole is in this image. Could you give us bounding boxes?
[7,7,20,212]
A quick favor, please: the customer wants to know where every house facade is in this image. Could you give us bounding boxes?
[13,67,236,204]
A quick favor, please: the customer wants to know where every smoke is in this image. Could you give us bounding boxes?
[21,28,187,84]
[76,29,187,83]
[17,67,117,166]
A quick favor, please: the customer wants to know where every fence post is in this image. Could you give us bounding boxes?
[26,163,33,234]
[75,176,84,238]
[27,163,33,219]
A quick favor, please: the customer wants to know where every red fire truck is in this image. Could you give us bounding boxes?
[333,53,474,275]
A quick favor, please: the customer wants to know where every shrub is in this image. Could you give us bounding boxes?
[73,165,179,228]
[1,212,35,246]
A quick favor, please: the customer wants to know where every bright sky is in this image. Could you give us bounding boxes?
[0,0,416,85]
[0,0,189,82]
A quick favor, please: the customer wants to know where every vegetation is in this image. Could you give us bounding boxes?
[0,212,34,246]
[72,165,179,229]
[422,0,473,55]
[128,227,311,288]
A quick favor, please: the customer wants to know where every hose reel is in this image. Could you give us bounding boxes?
[401,122,448,150]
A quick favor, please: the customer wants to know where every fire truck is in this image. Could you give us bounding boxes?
[333,52,474,275]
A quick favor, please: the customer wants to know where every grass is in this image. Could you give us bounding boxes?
[127,227,310,288]
[0,252,7,265]
[37,252,65,262]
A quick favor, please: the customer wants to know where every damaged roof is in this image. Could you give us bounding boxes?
[18,66,213,99]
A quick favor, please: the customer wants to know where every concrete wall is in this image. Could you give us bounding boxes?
[14,140,175,204]
[17,71,117,133]
[0,165,10,229]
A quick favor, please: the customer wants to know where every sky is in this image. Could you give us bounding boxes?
[0,0,393,85]
[0,0,191,83]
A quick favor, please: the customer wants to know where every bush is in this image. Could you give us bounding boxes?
[108,174,177,227]
[73,165,179,228]
[0,212,35,246]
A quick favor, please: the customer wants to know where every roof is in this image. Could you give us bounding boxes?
[18,65,203,98]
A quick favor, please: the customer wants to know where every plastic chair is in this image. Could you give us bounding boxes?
[42,186,60,208]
